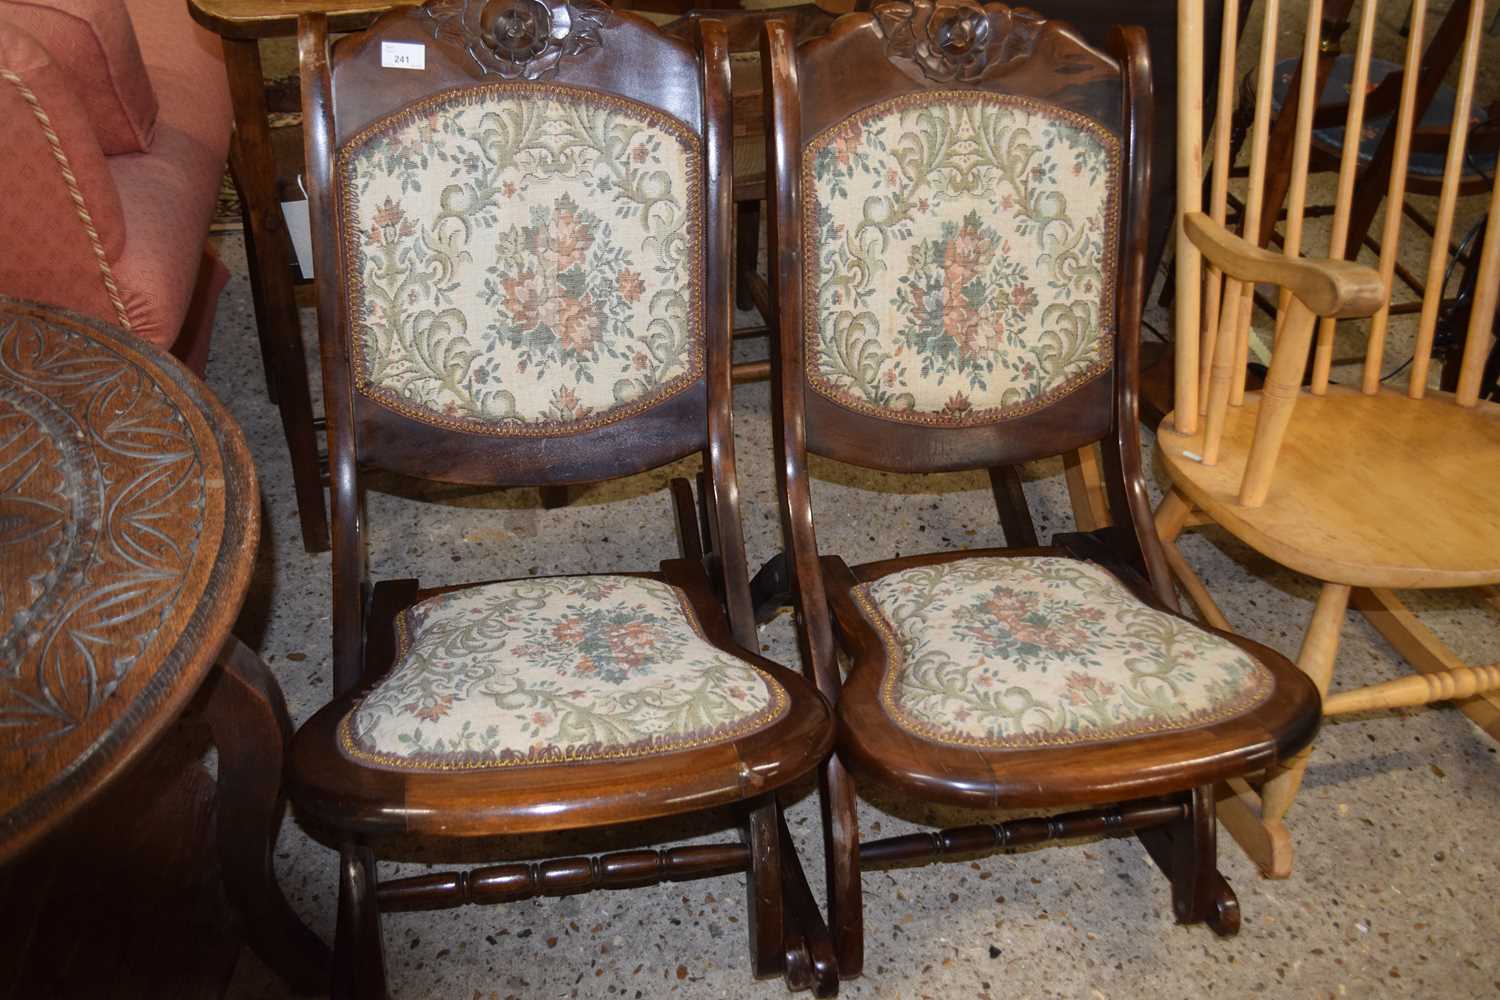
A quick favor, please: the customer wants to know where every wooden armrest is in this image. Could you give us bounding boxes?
[1183,212,1384,319]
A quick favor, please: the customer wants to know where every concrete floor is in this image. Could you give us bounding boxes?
[219,6,1500,995]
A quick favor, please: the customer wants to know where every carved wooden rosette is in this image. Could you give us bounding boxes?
[872,0,1044,83]
[421,0,614,80]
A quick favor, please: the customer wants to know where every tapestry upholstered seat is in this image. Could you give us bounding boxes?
[852,557,1272,749]
[342,575,789,769]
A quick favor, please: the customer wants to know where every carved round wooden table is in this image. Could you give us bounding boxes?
[0,298,327,992]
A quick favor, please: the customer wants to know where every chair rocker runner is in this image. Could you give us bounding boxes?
[1162,0,1500,879]
[291,3,835,995]
[763,0,1323,980]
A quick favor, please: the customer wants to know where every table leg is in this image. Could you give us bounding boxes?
[204,635,330,994]
[222,37,330,554]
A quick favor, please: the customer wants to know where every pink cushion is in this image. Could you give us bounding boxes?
[0,0,159,154]
[0,26,129,325]
[104,0,229,348]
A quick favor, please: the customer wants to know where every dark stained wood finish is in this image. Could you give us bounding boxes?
[294,5,833,993]
[987,465,1038,547]
[859,799,1186,865]
[1137,784,1241,935]
[205,637,331,993]
[221,37,331,554]
[376,841,753,909]
[189,0,417,38]
[777,809,838,998]
[663,6,846,384]
[0,733,242,1000]
[0,297,328,991]
[763,5,1324,979]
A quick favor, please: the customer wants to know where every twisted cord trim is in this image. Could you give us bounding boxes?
[1,68,132,331]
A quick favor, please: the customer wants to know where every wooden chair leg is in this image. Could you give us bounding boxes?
[777,808,838,997]
[224,38,329,555]
[821,757,863,980]
[1154,491,1233,630]
[669,477,705,564]
[744,798,786,979]
[230,174,281,403]
[736,200,760,312]
[987,465,1038,547]
[333,844,387,1000]
[1063,445,1111,531]
[1139,786,1240,936]
[750,550,792,625]
[1260,582,1348,820]
[204,637,330,994]
[1221,581,1348,879]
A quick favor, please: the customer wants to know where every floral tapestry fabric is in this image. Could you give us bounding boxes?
[853,557,1273,749]
[803,92,1119,425]
[342,576,788,769]
[339,84,703,434]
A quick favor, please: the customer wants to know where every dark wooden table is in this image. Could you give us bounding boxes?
[0,298,327,994]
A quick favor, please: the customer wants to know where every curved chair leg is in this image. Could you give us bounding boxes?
[1260,583,1349,818]
[1139,785,1240,936]
[821,757,863,979]
[987,465,1038,548]
[777,808,839,996]
[1221,582,1347,880]
[1153,490,1232,630]
[744,798,786,979]
[334,844,388,1000]
[204,636,330,994]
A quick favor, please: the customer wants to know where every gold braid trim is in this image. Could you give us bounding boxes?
[1,68,132,332]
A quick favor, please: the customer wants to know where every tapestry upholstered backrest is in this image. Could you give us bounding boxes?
[306,0,731,485]
[773,0,1147,474]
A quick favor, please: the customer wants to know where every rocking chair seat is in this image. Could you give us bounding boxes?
[343,575,790,770]
[825,550,1322,811]
[289,569,832,838]
[1158,385,1500,590]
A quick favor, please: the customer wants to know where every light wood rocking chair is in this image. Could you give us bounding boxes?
[1161,0,1500,878]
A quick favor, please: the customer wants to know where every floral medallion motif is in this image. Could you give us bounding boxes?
[803,92,1118,425]
[854,557,1273,749]
[422,0,613,81]
[340,84,702,435]
[342,576,788,769]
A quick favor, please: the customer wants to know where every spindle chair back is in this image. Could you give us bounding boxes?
[1158,0,1500,880]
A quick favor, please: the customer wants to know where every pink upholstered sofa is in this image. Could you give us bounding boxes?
[0,0,232,373]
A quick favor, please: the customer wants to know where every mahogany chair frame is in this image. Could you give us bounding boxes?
[291,4,836,995]
[763,2,1322,979]
[1163,0,1500,879]
[664,4,844,388]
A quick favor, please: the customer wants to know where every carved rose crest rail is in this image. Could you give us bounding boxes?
[420,0,614,80]
[873,0,1043,83]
